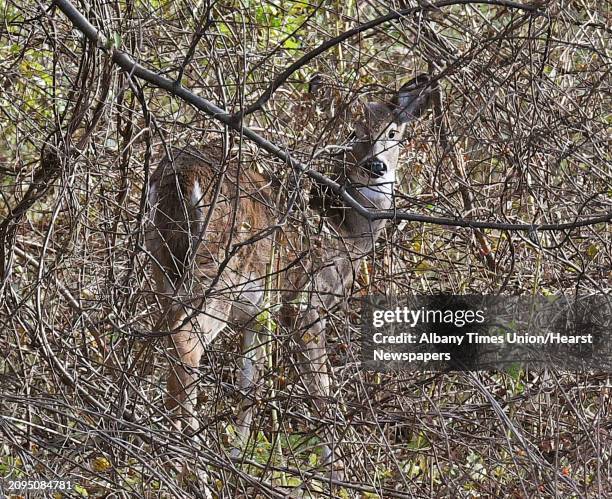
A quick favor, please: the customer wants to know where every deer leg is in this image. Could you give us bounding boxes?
[166,322,204,433]
[232,326,266,456]
[165,298,231,433]
[294,311,343,476]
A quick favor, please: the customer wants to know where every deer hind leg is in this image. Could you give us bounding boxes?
[164,297,231,433]
[165,319,203,434]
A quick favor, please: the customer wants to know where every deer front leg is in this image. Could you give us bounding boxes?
[232,326,266,457]
[294,309,344,478]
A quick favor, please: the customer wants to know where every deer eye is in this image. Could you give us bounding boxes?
[388,129,397,139]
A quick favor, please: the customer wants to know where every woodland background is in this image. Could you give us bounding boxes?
[0,0,610,497]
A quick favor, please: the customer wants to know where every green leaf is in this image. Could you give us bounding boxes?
[283,37,300,49]
[74,484,89,497]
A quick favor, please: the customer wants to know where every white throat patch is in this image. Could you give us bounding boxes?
[357,170,395,208]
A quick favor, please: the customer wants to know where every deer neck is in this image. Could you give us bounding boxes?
[327,182,392,258]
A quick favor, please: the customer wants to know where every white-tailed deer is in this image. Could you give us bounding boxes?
[146,74,432,473]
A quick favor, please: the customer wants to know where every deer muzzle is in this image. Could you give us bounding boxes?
[366,159,387,178]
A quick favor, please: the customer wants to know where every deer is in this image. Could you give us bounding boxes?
[146,74,433,477]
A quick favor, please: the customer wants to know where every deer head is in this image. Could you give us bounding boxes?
[343,74,432,208]
[311,74,432,223]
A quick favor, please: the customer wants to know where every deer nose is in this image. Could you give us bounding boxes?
[367,159,387,178]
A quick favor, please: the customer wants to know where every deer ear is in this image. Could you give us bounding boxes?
[391,74,433,124]
[306,73,343,120]
[308,73,325,96]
